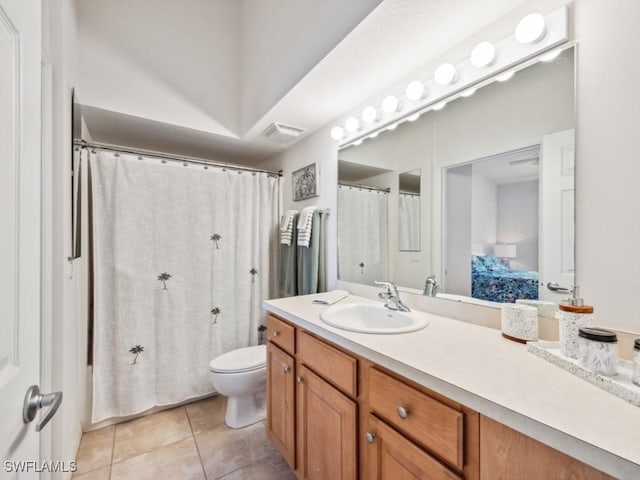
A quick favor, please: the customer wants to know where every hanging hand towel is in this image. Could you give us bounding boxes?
[297,206,318,247]
[280,210,298,245]
[311,290,349,305]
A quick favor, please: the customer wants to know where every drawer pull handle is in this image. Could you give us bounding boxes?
[296,376,303,384]
[272,331,279,337]
[365,432,376,444]
[397,406,410,419]
[282,364,290,373]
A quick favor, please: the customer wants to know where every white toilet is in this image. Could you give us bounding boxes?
[209,344,267,428]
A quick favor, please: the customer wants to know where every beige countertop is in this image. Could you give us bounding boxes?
[263,293,640,479]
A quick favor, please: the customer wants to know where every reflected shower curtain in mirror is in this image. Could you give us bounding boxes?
[338,185,388,285]
[90,151,278,422]
[398,193,420,251]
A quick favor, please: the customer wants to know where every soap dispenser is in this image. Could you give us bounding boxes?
[556,286,594,358]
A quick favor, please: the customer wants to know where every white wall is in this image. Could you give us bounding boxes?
[573,0,640,333]
[260,125,339,292]
[240,0,381,132]
[45,0,86,477]
[75,0,241,137]
[497,180,539,271]
[471,173,497,255]
[445,165,472,295]
[273,0,640,336]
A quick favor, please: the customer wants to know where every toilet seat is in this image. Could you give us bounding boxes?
[209,344,266,374]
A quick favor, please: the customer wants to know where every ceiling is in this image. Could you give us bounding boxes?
[76,0,531,165]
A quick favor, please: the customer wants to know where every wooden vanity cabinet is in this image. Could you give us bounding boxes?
[265,313,613,480]
[360,362,479,480]
[480,416,615,480]
[266,341,295,468]
[296,364,357,480]
[295,330,359,480]
[363,414,462,480]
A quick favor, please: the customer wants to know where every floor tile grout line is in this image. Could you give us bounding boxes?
[109,425,116,480]
[185,404,209,480]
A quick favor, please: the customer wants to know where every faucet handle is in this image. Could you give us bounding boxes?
[374,280,397,296]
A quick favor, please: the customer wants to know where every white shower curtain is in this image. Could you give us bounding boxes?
[338,186,388,285]
[398,193,421,251]
[90,151,278,422]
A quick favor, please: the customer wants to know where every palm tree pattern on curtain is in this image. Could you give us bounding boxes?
[129,345,144,365]
[211,234,221,249]
[210,307,221,324]
[250,268,258,283]
[158,272,172,289]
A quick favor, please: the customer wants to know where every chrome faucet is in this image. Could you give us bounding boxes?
[423,275,439,296]
[375,281,411,312]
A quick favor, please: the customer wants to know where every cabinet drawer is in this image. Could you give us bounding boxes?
[368,367,464,470]
[266,314,295,355]
[297,331,357,397]
[364,414,462,480]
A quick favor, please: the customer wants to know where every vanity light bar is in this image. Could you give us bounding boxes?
[330,6,568,147]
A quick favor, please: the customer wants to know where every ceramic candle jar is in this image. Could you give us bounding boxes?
[501,304,538,343]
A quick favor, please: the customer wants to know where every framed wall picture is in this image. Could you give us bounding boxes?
[292,163,319,201]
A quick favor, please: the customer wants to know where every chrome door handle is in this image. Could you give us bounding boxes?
[547,282,570,293]
[23,385,63,432]
[282,364,290,373]
[365,432,376,444]
[296,376,303,384]
[272,331,279,337]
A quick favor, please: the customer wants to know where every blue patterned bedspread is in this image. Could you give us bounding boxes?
[471,255,538,303]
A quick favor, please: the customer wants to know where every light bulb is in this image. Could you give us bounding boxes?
[345,116,360,132]
[539,49,561,62]
[407,113,421,122]
[470,42,496,68]
[369,131,379,139]
[431,101,447,111]
[496,70,515,82]
[406,81,426,101]
[434,63,457,85]
[460,88,476,97]
[515,13,546,44]
[330,126,345,140]
[382,95,401,113]
[387,123,398,131]
[362,106,378,123]
[353,139,363,146]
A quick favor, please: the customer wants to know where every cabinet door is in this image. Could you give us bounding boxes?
[297,365,357,480]
[266,342,295,468]
[363,415,462,480]
[480,416,614,480]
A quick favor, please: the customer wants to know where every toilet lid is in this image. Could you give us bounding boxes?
[209,344,266,373]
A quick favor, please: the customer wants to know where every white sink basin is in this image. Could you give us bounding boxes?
[320,302,428,334]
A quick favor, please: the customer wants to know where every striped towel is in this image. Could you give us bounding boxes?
[280,210,298,245]
[297,206,318,247]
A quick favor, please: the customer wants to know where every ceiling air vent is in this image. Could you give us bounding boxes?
[262,122,305,143]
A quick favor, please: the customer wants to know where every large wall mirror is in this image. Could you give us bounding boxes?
[337,46,575,307]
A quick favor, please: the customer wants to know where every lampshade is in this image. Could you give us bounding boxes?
[495,244,517,258]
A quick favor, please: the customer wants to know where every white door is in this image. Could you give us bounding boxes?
[539,129,575,302]
[0,0,48,476]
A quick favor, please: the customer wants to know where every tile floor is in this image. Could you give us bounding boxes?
[73,396,296,480]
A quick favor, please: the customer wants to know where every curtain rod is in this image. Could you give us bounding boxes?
[74,139,283,177]
[399,190,420,196]
[338,182,390,193]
